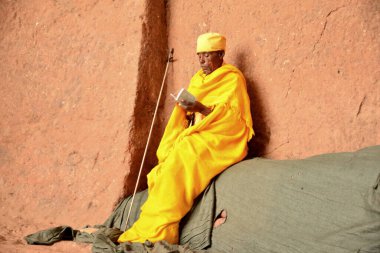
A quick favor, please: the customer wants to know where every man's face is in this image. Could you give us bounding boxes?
[197,51,224,75]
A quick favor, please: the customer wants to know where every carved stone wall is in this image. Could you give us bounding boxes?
[166,0,380,159]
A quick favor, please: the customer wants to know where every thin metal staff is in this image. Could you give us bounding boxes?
[125,48,174,228]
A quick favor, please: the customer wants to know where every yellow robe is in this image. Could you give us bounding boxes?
[118,63,254,244]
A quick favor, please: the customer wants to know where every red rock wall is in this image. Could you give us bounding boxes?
[121,0,168,201]
[0,1,166,250]
[166,0,380,159]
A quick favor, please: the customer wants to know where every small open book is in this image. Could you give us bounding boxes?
[170,88,196,104]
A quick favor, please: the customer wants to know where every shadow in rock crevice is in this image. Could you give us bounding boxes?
[234,51,270,158]
[118,0,168,203]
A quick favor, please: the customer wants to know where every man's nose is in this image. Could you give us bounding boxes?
[199,55,205,64]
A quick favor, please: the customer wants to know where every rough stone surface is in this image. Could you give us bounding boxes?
[0,0,150,252]
[166,0,380,159]
[121,0,168,200]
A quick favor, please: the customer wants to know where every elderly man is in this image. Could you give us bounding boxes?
[118,32,254,244]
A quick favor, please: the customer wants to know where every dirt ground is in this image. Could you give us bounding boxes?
[0,218,90,253]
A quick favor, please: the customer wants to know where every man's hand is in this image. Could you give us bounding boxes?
[179,100,212,116]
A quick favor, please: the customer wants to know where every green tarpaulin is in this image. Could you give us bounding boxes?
[25,145,380,253]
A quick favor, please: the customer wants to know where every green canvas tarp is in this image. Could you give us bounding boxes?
[25,145,380,252]
[211,145,380,253]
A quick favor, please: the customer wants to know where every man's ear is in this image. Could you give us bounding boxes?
[218,51,225,58]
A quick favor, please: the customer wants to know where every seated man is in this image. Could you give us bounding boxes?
[117,32,254,244]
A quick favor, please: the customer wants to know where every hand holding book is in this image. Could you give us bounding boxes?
[171,89,212,116]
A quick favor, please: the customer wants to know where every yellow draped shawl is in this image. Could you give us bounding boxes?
[118,63,254,244]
